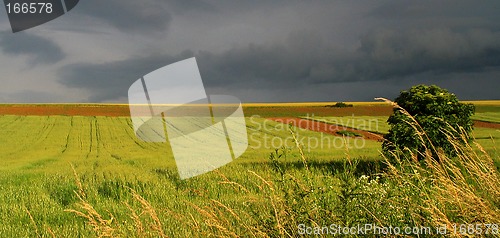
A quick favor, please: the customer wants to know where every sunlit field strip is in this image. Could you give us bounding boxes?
[462,100,500,105]
[472,112,500,123]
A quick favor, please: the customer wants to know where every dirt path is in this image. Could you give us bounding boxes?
[266,117,384,141]
[474,120,500,129]
[266,118,499,142]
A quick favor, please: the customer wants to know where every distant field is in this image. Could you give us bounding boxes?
[462,100,500,105]
[1,100,497,117]
[243,102,387,107]
[473,112,500,123]
[244,105,392,118]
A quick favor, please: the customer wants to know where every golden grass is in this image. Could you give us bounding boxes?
[65,164,170,238]
[65,165,116,237]
[378,97,500,236]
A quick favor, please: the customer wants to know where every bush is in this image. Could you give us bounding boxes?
[336,130,362,137]
[327,102,353,108]
[382,85,474,161]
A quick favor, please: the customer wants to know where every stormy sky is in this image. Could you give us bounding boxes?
[0,0,499,103]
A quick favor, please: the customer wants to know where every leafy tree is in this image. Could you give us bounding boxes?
[382,85,475,161]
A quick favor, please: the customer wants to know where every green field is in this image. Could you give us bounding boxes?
[473,112,500,123]
[0,102,499,237]
[472,102,500,123]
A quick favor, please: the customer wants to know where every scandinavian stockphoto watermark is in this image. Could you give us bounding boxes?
[247,115,376,152]
[128,57,248,180]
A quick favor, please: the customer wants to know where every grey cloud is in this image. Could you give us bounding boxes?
[203,28,500,86]
[198,30,337,88]
[0,31,64,65]
[209,72,500,103]
[4,90,65,103]
[73,0,171,34]
[304,72,500,102]
[73,0,221,33]
[165,0,216,14]
[52,1,500,103]
[57,31,332,102]
[58,51,194,102]
[288,28,500,84]
[367,0,500,23]
[351,28,500,80]
[58,27,500,102]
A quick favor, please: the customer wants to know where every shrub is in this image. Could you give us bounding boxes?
[327,102,353,108]
[382,85,474,161]
[336,130,362,137]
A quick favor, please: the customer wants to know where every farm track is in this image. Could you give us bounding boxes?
[266,117,384,141]
[474,120,500,129]
[61,117,74,154]
[7,116,58,155]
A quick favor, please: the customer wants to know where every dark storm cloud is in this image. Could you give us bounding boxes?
[203,28,500,85]
[71,0,224,34]
[73,0,172,34]
[58,27,500,102]
[5,90,65,103]
[0,31,64,65]
[367,0,500,23]
[58,51,194,102]
[57,30,333,102]
[346,28,500,81]
[165,0,216,13]
[54,1,500,102]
